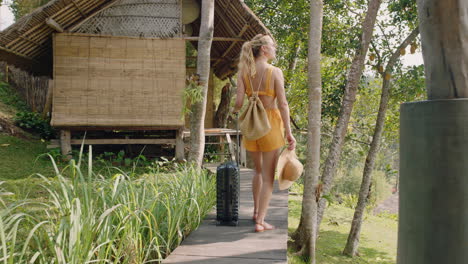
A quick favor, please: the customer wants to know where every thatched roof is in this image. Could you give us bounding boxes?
[0,0,270,79]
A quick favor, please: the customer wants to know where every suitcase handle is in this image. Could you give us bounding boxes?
[235,113,240,167]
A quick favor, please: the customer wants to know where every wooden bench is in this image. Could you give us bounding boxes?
[183,128,246,165]
[49,127,185,160]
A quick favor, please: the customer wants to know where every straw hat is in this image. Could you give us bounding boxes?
[277,149,303,190]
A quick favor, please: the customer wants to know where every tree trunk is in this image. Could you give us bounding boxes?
[290,1,323,262]
[343,27,420,257]
[188,0,214,167]
[315,0,382,232]
[214,82,232,128]
[417,0,468,99]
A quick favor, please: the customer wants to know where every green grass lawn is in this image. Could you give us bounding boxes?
[0,133,56,180]
[288,195,397,264]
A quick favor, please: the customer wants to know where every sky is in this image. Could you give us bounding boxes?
[0,3,423,66]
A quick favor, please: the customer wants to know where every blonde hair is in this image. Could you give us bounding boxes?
[238,34,273,78]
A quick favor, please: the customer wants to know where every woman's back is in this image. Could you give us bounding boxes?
[243,64,278,109]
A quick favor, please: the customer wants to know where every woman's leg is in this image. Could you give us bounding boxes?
[249,151,262,221]
[256,148,281,228]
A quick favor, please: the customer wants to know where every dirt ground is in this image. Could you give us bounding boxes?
[373,192,399,215]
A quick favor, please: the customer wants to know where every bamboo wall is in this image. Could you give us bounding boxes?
[51,33,186,127]
[0,62,51,114]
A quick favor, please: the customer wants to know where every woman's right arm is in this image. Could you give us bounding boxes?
[234,72,245,113]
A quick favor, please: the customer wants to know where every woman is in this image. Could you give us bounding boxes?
[233,34,296,232]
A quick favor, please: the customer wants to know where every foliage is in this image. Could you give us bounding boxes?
[9,0,52,20]
[14,111,55,139]
[0,148,216,263]
[182,74,204,117]
[0,80,28,113]
[331,166,392,208]
[342,194,359,209]
[289,197,398,263]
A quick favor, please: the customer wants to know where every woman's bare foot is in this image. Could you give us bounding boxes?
[255,223,265,232]
[252,211,258,222]
[255,221,275,232]
[260,221,275,230]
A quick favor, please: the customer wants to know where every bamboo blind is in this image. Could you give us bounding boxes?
[51,33,185,127]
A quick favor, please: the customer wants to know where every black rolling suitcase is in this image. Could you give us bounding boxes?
[216,116,240,226]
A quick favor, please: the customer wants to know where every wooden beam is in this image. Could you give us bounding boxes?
[45,18,65,33]
[213,24,249,67]
[18,35,41,47]
[0,44,35,62]
[187,56,220,61]
[71,0,86,17]
[5,2,79,49]
[184,37,245,42]
[69,139,177,145]
[52,125,182,131]
[215,7,238,38]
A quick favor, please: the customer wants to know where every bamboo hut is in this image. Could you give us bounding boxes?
[0,0,270,159]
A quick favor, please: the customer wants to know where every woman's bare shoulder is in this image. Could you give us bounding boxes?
[270,65,284,79]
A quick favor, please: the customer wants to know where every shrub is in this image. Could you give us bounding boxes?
[14,111,55,139]
[332,166,391,208]
[0,148,216,263]
[0,81,28,112]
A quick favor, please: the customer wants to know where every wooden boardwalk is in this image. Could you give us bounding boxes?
[162,165,289,264]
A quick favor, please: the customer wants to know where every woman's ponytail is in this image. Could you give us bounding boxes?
[238,34,270,78]
[239,41,256,78]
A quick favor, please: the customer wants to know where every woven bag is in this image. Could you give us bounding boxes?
[239,68,272,140]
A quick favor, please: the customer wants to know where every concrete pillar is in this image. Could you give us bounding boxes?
[398,99,468,264]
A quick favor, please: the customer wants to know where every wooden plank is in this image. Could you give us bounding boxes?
[53,126,182,131]
[69,139,177,145]
[162,169,289,263]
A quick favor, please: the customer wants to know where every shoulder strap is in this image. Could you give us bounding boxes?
[249,67,268,97]
[243,73,251,95]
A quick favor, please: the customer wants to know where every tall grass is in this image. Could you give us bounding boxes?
[0,148,215,263]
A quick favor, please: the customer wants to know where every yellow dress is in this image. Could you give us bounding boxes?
[242,66,286,152]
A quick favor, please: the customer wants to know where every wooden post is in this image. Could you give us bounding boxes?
[175,128,185,161]
[42,79,53,118]
[60,130,72,158]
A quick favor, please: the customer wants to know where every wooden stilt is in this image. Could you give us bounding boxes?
[175,128,185,161]
[60,130,72,158]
